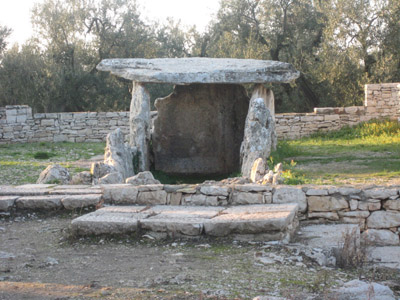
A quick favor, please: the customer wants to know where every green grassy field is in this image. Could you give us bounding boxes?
[0,141,105,185]
[0,119,399,186]
[270,119,400,185]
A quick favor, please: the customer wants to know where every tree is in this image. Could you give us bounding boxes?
[0,25,12,57]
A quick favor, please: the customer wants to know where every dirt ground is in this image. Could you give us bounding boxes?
[1,212,400,300]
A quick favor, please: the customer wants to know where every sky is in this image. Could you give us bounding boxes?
[0,0,220,46]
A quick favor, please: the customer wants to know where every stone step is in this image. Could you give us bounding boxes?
[71,203,299,242]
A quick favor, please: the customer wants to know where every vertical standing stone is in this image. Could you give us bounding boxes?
[251,85,277,150]
[240,97,275,179]
[130,82,150,172]
[252,84,275,119]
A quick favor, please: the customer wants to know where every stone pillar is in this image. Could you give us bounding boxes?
[240,97,275,179]
[252,84,275,120]
[130,82,150,172]
[250,85,277,150]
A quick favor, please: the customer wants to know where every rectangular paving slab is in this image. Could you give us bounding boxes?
[70,204,299,241]
[16,195,65,209]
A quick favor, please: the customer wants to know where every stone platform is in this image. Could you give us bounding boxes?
[71,204,299,242]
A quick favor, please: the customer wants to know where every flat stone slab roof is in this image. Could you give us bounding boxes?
[97,58,300,84]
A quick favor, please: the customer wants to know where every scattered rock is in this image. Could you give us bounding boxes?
[70,171,92,185]
[126,171,160,185]
[45,257,59,266]
[90,162,117,181]
[98,172,124,184]
[37,164,70,184]
[330,280,395,300]
[250,158,267,183]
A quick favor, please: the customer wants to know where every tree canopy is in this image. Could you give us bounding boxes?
[0,0,399,113]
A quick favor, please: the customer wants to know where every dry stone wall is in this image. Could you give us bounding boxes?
[1,83,399,144]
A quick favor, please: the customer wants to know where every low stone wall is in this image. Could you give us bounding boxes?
[1,83,399,143]
[101,183,400,245]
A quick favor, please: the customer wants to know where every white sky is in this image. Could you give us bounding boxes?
[0,0,220,46]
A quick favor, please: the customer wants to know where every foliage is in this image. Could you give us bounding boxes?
[0,0,399,113]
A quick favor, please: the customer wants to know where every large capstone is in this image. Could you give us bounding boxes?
[97,58,300,84]
[152,84,249,175]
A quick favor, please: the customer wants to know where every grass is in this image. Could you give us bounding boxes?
[1,119,399,186]
[0,141,105,185]
[269,119,400,185]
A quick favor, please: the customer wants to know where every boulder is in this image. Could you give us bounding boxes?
[98,172,124,184]
[384,199,400,210]
[240,98,275,178]
[126,171,160,185]
[104,128,135,180]
[97,58,300,84]
[250,158,266,183]
[361,229,400,246]
[90,162,117,180]
[331,280,395,300]
[37,164,70,184]
[70,171,92,185]
[153,84,248,175]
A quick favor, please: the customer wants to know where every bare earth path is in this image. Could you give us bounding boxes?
[1,213,400,299]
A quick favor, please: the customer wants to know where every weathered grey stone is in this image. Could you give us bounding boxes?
[337,187,361,196]
[16,195,64,209]
[130,82,150,172]
[61,194,102,210]
[264,192,272,204]
[71,212,145,235]
[234,184,272,193]
[98,172,124,184]
[308,196,348,212]
[250,158,266,183]
[137,184,164,192]
[367,211,400,228]
[163,185,186,193]
[137,190,167,205]
[262,171,274,184]
[125,171,160,185]
[97,58,300,84]
[90,162,117,179]
[272,186,307,212]
[153,84,248,175]
[384,199,400,210]
[272,173,284,185]
[338,211,370,218]
[203,204,298,237]
[358,199,381,211]
[169,193,182,205]
[0,196,18,211]
[176,186,197,194]
[368,246,400,269]
[306,188,329,196]
[299,224,360,249]
[240,97,275,179]
[331,280,395,300]
[231,192,264,205]
[104,128,134,180]
[362,229,400,246]
[363,188,398,200]
[70,171,92,185]
[37,164,70,184]
[199,185,230,197]
[308,212,339,220]
[341,217,366,228]
[182,194,218,206]
[140,206,223,236]
[349,199,358,210]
